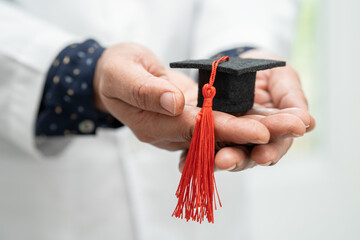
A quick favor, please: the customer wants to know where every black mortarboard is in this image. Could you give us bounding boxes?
[170,57,286,113]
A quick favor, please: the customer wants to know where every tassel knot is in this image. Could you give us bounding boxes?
[202,83,216,99]
[202,84,216,108]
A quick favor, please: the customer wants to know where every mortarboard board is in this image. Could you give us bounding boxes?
[170,57,286,113]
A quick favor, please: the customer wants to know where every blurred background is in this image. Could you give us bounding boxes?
[237,0,360,239]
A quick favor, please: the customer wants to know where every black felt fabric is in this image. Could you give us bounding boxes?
[170,57,286,113]
[198,70,256,112]
[170,57,285,76]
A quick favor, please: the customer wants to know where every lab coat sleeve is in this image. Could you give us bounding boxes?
[0,1,80,156]
[192,0,300,59]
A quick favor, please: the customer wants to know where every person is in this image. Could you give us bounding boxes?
[0,0,315,239]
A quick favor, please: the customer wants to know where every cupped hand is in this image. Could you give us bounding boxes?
[179,49,316,172]
[93,43,271,151]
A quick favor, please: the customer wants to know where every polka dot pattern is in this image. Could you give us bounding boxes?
[36,39,123,136]
[211,46,256,59]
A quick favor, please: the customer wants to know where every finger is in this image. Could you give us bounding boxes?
[243,113,306,140]
[165,69,198,106]
[255,79,268,90]
[104,97,192,146]
[102,60,185,116]
[251,138,293,166]
[214,146,257,171]
[181,147,256,173]
[267,66,309,110]
[263,102,275,108]
[247,107,311,128]
[163,106,270,145]
[151,106,271,145]
[307,114,316,132]
[254,88,272,105]
[106,98,270,148]
[213,111,270,144]
[240,50,309,111]
[151,141,190,151]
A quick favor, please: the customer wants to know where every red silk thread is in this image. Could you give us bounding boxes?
[173,56,229,223]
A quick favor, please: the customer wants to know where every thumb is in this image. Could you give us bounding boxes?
[104,62,185,116]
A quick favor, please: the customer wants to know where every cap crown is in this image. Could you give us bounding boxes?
[170,57,286,113]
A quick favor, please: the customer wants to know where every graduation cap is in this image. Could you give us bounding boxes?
[170,56,286,224]
[170,57,286,113]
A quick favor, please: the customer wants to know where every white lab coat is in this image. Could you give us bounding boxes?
[0,0,298,239]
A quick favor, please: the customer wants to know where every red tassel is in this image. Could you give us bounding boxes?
[173,56,229,223]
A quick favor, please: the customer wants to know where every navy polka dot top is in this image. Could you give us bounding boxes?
[36,39,123,136]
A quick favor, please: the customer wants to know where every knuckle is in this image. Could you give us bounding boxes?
[132,81,150,109]
[247,118,263,132]
[133,130,154,143]
[264,148,278,163]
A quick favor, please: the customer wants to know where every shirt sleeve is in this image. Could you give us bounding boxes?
[36,39,123,136]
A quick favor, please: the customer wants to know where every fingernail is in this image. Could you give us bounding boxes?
[305,125,310,128]
[292,133,302,137]
[225,165,237,171]
[256,139,268,144]
[160,92,176,115]
[259,161,272,166]
[245,160,257,169]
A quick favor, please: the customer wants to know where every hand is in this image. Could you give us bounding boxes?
[93,43,271,151]
[179,49,316,171]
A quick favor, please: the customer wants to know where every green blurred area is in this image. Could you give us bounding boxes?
[290,0,320,151]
